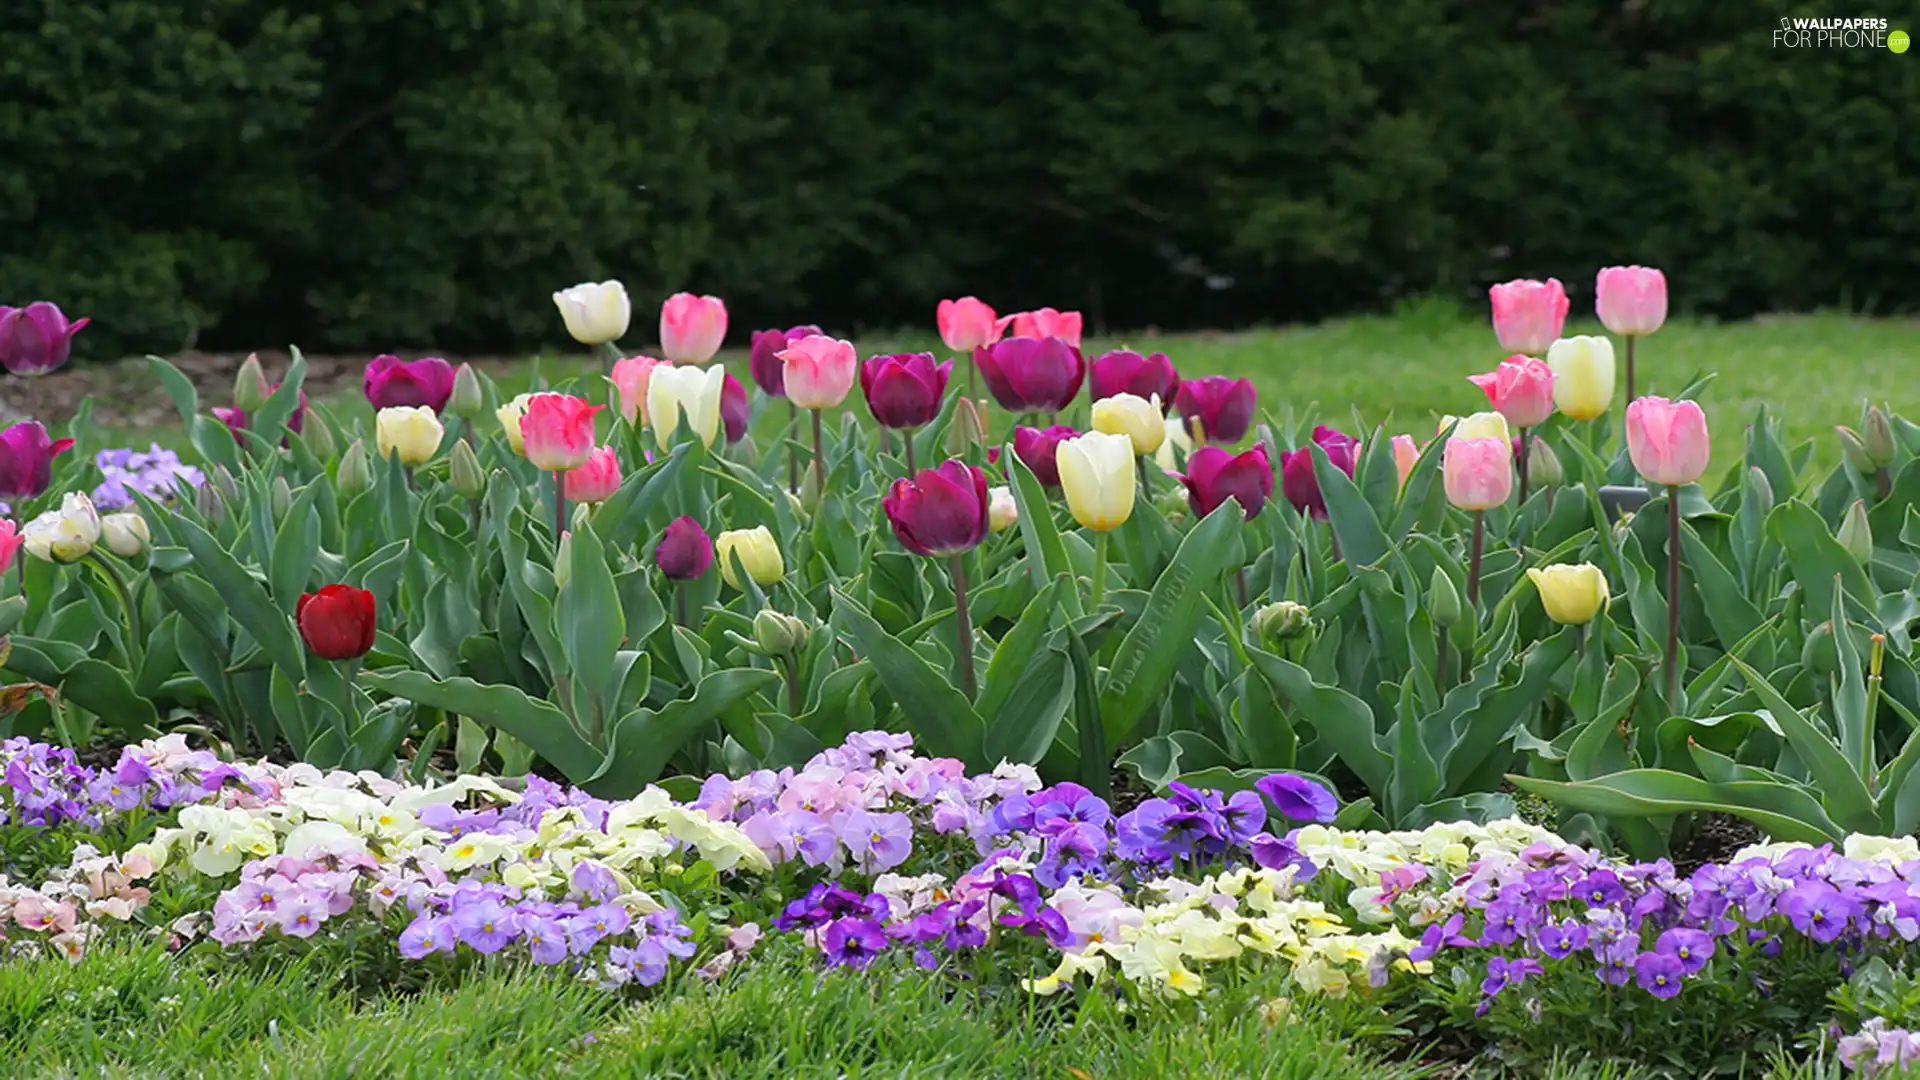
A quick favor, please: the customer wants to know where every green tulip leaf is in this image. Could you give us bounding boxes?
[831,586,983,767]
[1510,769,1842,845]
[359,669,602,784]
[589,667,783,797]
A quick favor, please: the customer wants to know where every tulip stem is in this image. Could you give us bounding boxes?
[948,555,976,701]
[87,553,143,670]
[1090,530,1109,610]
[1436,632,1451,693]
[1624,336,1637,408]
[783,654,804,717]
[553,472,567,541]
[1665,483,1682,704]
[1235,568,1249,610]
[905,432,916,475]
[811,408,826,493]
[675,585,690,630]
[1516,427,1531,507]
[787,400,799,495]
[1467,511,1485,610]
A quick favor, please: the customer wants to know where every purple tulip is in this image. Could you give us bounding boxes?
[363,355,456,411]
[860,353,952,430]
[0,302,90,376]
[1279,425,1358,520]
[1174,375,1256,444]
[882,459,990,558]
[1089,349,1179,409]
[1012,425,1077,487]
[1180,445,1274,520]
[973,337,1084,413]
[0,421,75,500]
[654,516,714,581]
[748,325,823,398]
[721,373,750,443]
[1254,773,1337,823]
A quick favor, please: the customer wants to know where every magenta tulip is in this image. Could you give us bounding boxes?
[881,459,990,558]
[1443,437,1514,511]
[936,298,1002,352]
[1596,267,1668,338]
[1468,355,1557,429]
[363,355,456,412]
[748,325,822,398]
[1175,376,1257,445]
[654,516,714,581]
[1489,278,1569,356]
[998,308,1083,349]
[1626,396,1710,487]
[1279,425,1358,519]
[659,293,728,364]
[720,374,750,444]
[974,338,1084,414]
[861,353,952,430]
[1181,445,1274,520]
[1089,349,1179,409]
[0,421,74,500]
[1012,425,1078,487]
[0,302,89,376]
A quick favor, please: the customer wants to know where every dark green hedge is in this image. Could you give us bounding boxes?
[5,0,1915,358]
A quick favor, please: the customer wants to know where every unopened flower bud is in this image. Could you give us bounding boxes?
[233,353,271,413]
[1253,601,1312,645]
[1803,620,1838,676]
[449,439,485,499]
[270,476,293,523]
[727,433,760,469]
[212,465,239,506]
[1153,486,1189,524]
[1526,437,1564,489]
[195,480,225,524]
[1838,499,1873,565]
[1743,466,1773,514]
[301,414,336,460]
[1864,406,1897,468]
[1429,567,1463,629]
[753,609,811,658]
[336,440,373,499]
[947,397,987,456]
[100,511,150,558]
[554,531,574,590]
[800,462,824,513]
[1837,426,1875,474]
[449,362,486,421]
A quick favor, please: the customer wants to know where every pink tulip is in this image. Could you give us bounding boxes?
[936,298,1002,352]
[1488,278,1569,356]
[1391,434,1419,489]
[562,446,622,503]
[1596,266,1668,338]
[610,356,671,425]
[1467,355,1557,428]
[748,326,821,397]
[1625,396,1710,487]
[520,393,603,472]
[1443,437,1514,511]
[659,293,728,364]
[0,520,21,577]
[997,308,1083,349]
[777,335,859,410]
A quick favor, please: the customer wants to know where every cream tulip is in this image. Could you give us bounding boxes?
[988,486,1018,533]
[1545,336,1617,421]
[646,364,726,448]
[1442,411,1511,443]
[496,393,536,455]
[375,406,445,466]
[552,280,631,345]
[100,512,150,557]
[715,526,784,589]
[1091,392,1166,455]
[24,492,101,563]
[1056,431,1137,531]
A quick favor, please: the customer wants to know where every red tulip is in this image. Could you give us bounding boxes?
[0,421,74,500]
[520,393,603,471]
[748,326,821,397]
[1012,425,1078,487]
[881,459,990,557]
[0,302,89,376]
[1181,445,1274,520]
[1279,425,1357,520]
[363,355,456,412]
[654,515,715,581]
[1175,376,1256,445]
[721,373,750,444]
[296,584,377,661]
[861,353,952,430]
[974,338,1084,413]
[1090,349,1179,409]
[936,297,1002,352]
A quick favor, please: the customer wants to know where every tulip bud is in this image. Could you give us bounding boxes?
[1802,620,1838,676]
[449,362,486,420]
[1253,601,1312,646]
[947,397,988,456]
[100,511,151,557]
[727,433,760,469]
[1837,426,1875,474]
[799,460,824,512]
[196,479,226,523]
[301,415,336,460]
[571,502,594,532]
[1743,466,1774,514]
[752,609,811,658]
[234,353,271,413]
[1429,568,1462,629]
[211,465,239,507]
[1153,486,1189,524]
[337,440,373,499]
[449,439,485,499]
[1838,500,1873,565]
[1864,405,1897,468]
[270,476,293,524]
[553,532,574,590]
[1526,436,1564,489]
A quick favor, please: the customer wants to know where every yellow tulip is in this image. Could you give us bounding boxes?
[1545,336,1616,420]
[1056,431,1136,531]
[1525,563,1609,625]
[375,406,446,466]
[647,364,725,448]
[496,393,536,455]
[1091,392,1165,455]
[715,526,784,589]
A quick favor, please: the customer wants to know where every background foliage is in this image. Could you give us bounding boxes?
[6,0,1916,357]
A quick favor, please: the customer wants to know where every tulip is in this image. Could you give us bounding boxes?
[0,421,75,500]
[883,460,991,558]
[0,521,22,577]
[520,394,602,473]
[715,526,784,590]
[721,373,750,444]
[1391,435,1419,490]
[1545,336,1616,421]
[974,338,1084,415]
[100,512,150,558]
[448,362,486,421]
[1175,376,1256,445]
[988,486,1018,532]
[1468,356,1555,429]
[1181,445,1274,520]
[1012,425,1077,487]
[449,439,485,499]
[778,335,858,411]
[1625,396,1710,487]
[998,308,1083,349]
[336,440,373,499]
[937,297,1003,352]
[1442,437,1513,512]
[655,516,714,582]
[234,353,271,413]
[364,355,456,412]
[1442,411,1511,443]
[0,302,89,376]
[748,326,822,398]
[1090,350,1179,409]
[609,356,671,426]
[23,492,101,564]
[563,447,622,504]
[1839,500,1873,566]
[375,406,445,467]
[1526,563,1608,625]
[1597,266,1667,403]
[1253,601,1311,645]
[1056,432,1135,533]
[659,293,727,364]
[646,364,726,448]
[1279,426,1358,520]
[1091,393,1165,455]
[296,584,377,661]
[1488,278,1568,356]
[1527,436,1565,489]
[862,353,952,437]
[1154,415,1194,475]
[947,397,988,457]
[496,393,536,454]
[752,610,812,659]
[553,281,631,345]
